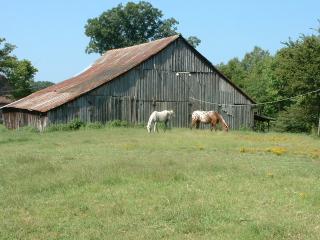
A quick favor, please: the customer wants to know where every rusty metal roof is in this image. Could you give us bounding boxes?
[3,34,255,113]
[4,35,180,112]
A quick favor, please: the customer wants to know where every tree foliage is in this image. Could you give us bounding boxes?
[85,1,200,54]
[0,38,37,99]
[218,26,320,133]
[273,34,320,127]
[274,104,312,133]
[31,81,54,92]
[218,47,277,116]
[186,36,201,48]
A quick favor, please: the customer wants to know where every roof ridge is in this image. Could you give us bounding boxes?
[102,35,179,54]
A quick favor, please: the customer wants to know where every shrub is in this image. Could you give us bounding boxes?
[253,121,269,132]
[86,122,105,129]
[67,118,85,130]
[46,124,70,132]
[274,104,312,133]
[107,120,130,128]
[239,125,251,131]
[46,119,85,132]
[46,119,145,131]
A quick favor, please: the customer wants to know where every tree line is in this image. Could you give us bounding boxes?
[217,28,320,133]
[0,38,54,99]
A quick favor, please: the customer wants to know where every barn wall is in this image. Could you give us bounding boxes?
[48,38,254,129]
[2,110,48,130]
[0,104,4,124]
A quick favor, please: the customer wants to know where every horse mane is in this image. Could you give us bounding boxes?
[215,112,229,131]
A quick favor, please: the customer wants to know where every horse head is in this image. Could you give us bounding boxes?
[220,116,229,132]
[215,112,229,132]
[223,123,229,132]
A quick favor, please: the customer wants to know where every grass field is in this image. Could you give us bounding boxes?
[0,125,319,239]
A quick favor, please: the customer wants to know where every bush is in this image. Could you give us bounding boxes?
[107,120,130,128]
[85,122,105,129]
[68,118,85,130]
[46,119,85,132]
[274,104,312,133]
[46,119,144,131]
[253,121,269,132]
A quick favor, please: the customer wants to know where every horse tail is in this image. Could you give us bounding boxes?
[217,113,229,131]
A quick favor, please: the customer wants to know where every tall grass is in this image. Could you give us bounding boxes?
[0,124,319,239]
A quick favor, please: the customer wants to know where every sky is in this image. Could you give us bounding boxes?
[1,0,319,83]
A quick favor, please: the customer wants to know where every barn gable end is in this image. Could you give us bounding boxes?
[2,35,255,130]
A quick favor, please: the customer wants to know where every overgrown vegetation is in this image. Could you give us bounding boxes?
[218,24,320,133]
[0,125,319,239]
[45,119,136,132]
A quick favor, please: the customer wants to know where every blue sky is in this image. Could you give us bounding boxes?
[1,0,319,83]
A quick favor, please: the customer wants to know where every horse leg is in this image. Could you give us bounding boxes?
[190,119,195,129]
[210,122,214,131]
[196,121,200,129]
[154,122,159,133]
[164,120,168,132]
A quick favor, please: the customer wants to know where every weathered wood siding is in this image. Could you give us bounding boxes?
[2,109,48,130]
[47,38,254,129]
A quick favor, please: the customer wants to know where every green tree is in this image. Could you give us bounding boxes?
[273,33,320,129]
[218,23,320,133]
[218,47,277,116]
[85,1,200,54]
[31,81,54,92]
[218,57,245,88]
[0,38,37,99]
[274,103,312,133]
[8,59,37,98]
[186,36,201,48]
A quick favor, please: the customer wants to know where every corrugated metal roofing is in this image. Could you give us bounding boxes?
[3,34,255,113]
[4,35,180,112]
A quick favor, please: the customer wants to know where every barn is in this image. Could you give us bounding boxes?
[0,75,13,123]
[1,35,257,130]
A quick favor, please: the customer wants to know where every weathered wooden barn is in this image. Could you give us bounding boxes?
[0,96,13,124]
[1,35,257,130]
[0,75,13,123]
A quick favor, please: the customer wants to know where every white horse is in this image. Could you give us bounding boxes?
[147,110,174,133]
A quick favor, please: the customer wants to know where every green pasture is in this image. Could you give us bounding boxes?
[0,125,319,239]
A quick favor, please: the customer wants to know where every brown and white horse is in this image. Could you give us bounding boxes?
[191,111,229,131]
